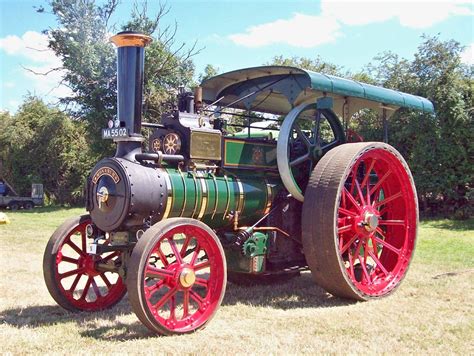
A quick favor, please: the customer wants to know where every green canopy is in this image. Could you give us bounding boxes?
[201,66,434,118]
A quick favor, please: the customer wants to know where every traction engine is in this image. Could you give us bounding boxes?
[43,32,434,335]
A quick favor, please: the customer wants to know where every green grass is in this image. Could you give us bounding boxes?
[415,219,474,268]
[0,207,472,354]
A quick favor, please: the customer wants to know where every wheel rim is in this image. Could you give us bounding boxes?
[142,225,225,333]
[337,148,417,296]
[277,104,345,201]
[54,220,125,310]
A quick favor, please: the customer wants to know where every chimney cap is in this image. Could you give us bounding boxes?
[110,31,152,48]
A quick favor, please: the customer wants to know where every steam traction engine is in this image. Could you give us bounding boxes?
[43,32,434,335]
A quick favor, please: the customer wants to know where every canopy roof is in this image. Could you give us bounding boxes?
[201,66,434,118]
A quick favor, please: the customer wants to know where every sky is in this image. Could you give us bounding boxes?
[0,0,473,113]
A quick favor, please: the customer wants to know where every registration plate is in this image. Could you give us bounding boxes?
[102,127,129,139]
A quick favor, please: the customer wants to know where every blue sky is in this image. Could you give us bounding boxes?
[0,0,473,113]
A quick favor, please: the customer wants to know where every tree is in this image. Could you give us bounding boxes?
[42,0,197,158]
[269,55,344,76]
[198,64,219,83]
[368,36,474,218]
[268,39,473,218]
[0,96,92,204]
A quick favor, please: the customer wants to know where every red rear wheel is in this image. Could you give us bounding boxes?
[127,218,226,335]
[302,142,418,300]
[43,215,126,311]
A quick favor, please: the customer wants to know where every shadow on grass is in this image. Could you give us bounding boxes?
[223,272,355,309]
[0,299,154,341]
[0,273,354,340]
[0,205,84,214]
[421,218,474,231]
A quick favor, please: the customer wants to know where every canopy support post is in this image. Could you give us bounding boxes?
[343,98,349,134]
[382,108,388,143]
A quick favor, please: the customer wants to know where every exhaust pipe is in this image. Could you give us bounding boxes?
[110,31,152,136]
[110,31,152,158]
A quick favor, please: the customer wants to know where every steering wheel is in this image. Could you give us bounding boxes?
[277,102,345,202]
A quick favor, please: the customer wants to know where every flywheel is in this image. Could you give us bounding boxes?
[276,103,345,201]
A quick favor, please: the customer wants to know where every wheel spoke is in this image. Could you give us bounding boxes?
[374,229,400,255]
[343,188,361,212]
[369,169,391,197]
[374,191,403,208]
[338,225,352,234]
[359,242,372,283]
[190,245,201,265]
[339,207,357,217]
[194,260,210,270]
[189,289,204,307]
[360,159,376,191]
[146,266,175,279]
[290,152,310,167]
[153,287,177,311]
[180,235,192,259]
[169,239,183,264]
[156,247,169,267]
[183,290,190,318]
[91,278,101,298]
[69,273,82,292]
[347,249,356,280]
[100,273,111,287]
[66,240,85,256]
[294,123,311,148]
[340,234,359,254]
[378,207,388,216]
[341,187,347,208]
[320,139,339,151]
[145,280,164,294]
[60,256,78,264]
[360,257,371,283]
[352,239,363,262]
[368,249,389,276]
[349,162,360,198]
[169,296,176,321]
[59,267,85,279]
[379,219,406,227]
[80,277,93,300]
[355,179,366,205]
[194,277,209,288]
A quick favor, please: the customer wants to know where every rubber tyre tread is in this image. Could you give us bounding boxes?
[302,142,418,301]
[127,217,227,335]
[42,214,126,312]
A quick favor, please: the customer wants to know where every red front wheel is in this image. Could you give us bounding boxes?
[43,215,126,311]
[302,142,418,300]
[127,218,227,335]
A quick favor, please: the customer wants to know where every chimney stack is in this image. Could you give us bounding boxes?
[110,31,152,138]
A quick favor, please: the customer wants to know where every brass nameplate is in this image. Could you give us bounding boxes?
[92,167,120,184]
[190,131,222,160]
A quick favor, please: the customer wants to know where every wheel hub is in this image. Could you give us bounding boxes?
[179,267,196,288]
[78,255,100,276]
[353,207,380,236]
[364,212,379,232]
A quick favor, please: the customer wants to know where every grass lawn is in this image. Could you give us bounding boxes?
[0,207,472,354]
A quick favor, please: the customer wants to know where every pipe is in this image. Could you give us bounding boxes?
[110,31,152,138]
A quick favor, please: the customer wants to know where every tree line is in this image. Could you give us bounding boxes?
[0,1,472,218]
